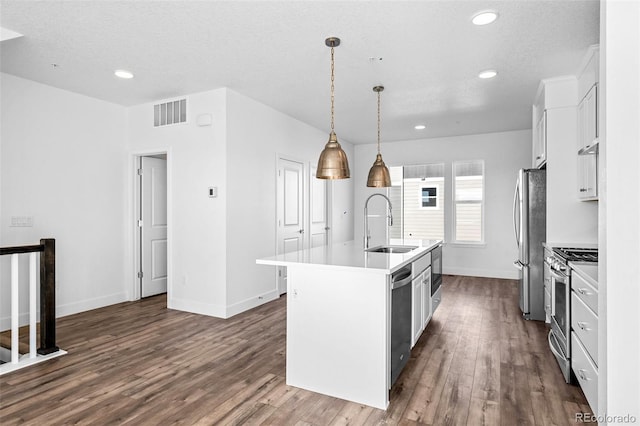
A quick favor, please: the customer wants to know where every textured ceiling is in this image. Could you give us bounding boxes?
[0,0,599,144]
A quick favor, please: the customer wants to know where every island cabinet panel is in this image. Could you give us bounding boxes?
[412,275,423,347]
[286,266,391,410]
[422,268,432,329]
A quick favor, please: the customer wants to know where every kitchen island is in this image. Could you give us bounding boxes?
[256,239,442,409]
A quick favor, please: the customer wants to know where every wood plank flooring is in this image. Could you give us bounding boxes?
[0,275,593,425]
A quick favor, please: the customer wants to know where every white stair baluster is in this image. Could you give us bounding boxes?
[11,254,19,364]
[29,253,37,358]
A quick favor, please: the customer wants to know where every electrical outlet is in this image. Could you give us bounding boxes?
[10,216,34,227]
[182,274,188,286]
[55,280,60,291]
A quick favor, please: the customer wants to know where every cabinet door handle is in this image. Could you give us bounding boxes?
[577,321,590,331]
[579,188,587,192]
[536,156,542,160]
[578,369,590,381]
[577,288,591,296]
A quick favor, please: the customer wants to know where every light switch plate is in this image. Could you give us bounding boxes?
[208,186,218,198]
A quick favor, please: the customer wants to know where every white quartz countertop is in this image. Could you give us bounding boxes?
[256,239,442,275]
[569,262,599,288]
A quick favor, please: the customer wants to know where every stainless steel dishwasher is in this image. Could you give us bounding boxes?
[390,265,413,387]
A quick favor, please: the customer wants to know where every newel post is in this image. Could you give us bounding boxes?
[38,238,59,355]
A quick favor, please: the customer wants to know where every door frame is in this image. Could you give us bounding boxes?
[308,161,333,249]
[275,154,307,295]
[273,154,333,295]
[129,148,172,302]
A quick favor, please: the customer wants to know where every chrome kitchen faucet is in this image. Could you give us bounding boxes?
[364,193,393,249]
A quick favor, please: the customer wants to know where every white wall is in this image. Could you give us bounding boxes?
[600,0,640,420]
[225,89,354,314]
[354,130,531,279]
[127,88,354,318]
[0,73,127,328]
[126,89,229,317]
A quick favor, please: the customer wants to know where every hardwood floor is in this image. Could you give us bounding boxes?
[0,275,592,425]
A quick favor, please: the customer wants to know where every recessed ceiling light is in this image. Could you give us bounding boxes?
[114,69,134,79]
[414,124,426,130]
[478,70,498,79]
[472,11,498,26]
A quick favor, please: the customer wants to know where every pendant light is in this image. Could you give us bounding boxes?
[316,37,350,179]
[366,85,391,187]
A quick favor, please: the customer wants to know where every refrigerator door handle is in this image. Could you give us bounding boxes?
[512,178,520,248]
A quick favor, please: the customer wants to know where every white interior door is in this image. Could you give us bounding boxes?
[276,158,305,295]
[141,156,168,298]
[309,165,328,249]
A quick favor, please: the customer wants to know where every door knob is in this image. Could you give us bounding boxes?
[298,229,304,234]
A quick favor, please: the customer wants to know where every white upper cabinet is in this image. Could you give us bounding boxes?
[576,46,599,201]
[533,109,547,168]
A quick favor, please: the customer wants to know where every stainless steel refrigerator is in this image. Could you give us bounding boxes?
[513,168,546,321]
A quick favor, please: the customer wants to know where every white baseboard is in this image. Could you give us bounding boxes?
[225,289,280,318]
[169,289,280,319]
[0,292,128,332]
[56,292,128,318]
[168,297,227,318]
[444,266,519,280]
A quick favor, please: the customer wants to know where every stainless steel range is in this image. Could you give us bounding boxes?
[545,246,598,383]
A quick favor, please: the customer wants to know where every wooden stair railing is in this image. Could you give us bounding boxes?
[0,239,61,371]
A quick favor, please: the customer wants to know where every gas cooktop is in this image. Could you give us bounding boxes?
[552,247,598,263]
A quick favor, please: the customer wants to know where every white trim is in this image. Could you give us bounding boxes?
[225,289,280,318]
[57,292,128,318]
[128,148,172,303]
[168,297,226,318]
[444,267,518,280]
[275,153,307,296]
[0,292,128,331]
[452,160,485,244]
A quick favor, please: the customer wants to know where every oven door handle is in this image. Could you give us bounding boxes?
[548,330,568,361]
[549,269,568,283]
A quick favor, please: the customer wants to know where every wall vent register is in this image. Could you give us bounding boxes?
[154,99,187,127]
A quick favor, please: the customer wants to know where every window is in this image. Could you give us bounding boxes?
[420,187,438,208]
[453,160,484,243]
[388,164,445,241]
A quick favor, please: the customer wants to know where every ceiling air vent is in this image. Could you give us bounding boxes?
[154,98,187,127]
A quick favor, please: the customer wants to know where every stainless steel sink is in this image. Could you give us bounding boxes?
[365,245,418,254]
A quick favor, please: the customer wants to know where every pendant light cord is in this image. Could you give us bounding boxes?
[330,46,335,132]
[377,90,381,154]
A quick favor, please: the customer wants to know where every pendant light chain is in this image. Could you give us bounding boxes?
[316,37,349,180]
[330,46,335,132]
[377,90,381,154]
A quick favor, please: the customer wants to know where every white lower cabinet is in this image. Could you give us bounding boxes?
[572,332,598,414]
[411,275,423,347]
[411,254,434,348]
[571,267,599,415]
[571,292,598,365]
[422,268,432,329]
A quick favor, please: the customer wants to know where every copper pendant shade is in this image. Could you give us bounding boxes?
[316,37,350,180]
[367,86,391,187]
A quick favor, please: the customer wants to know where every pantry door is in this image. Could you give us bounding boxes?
[276,158,305,295]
